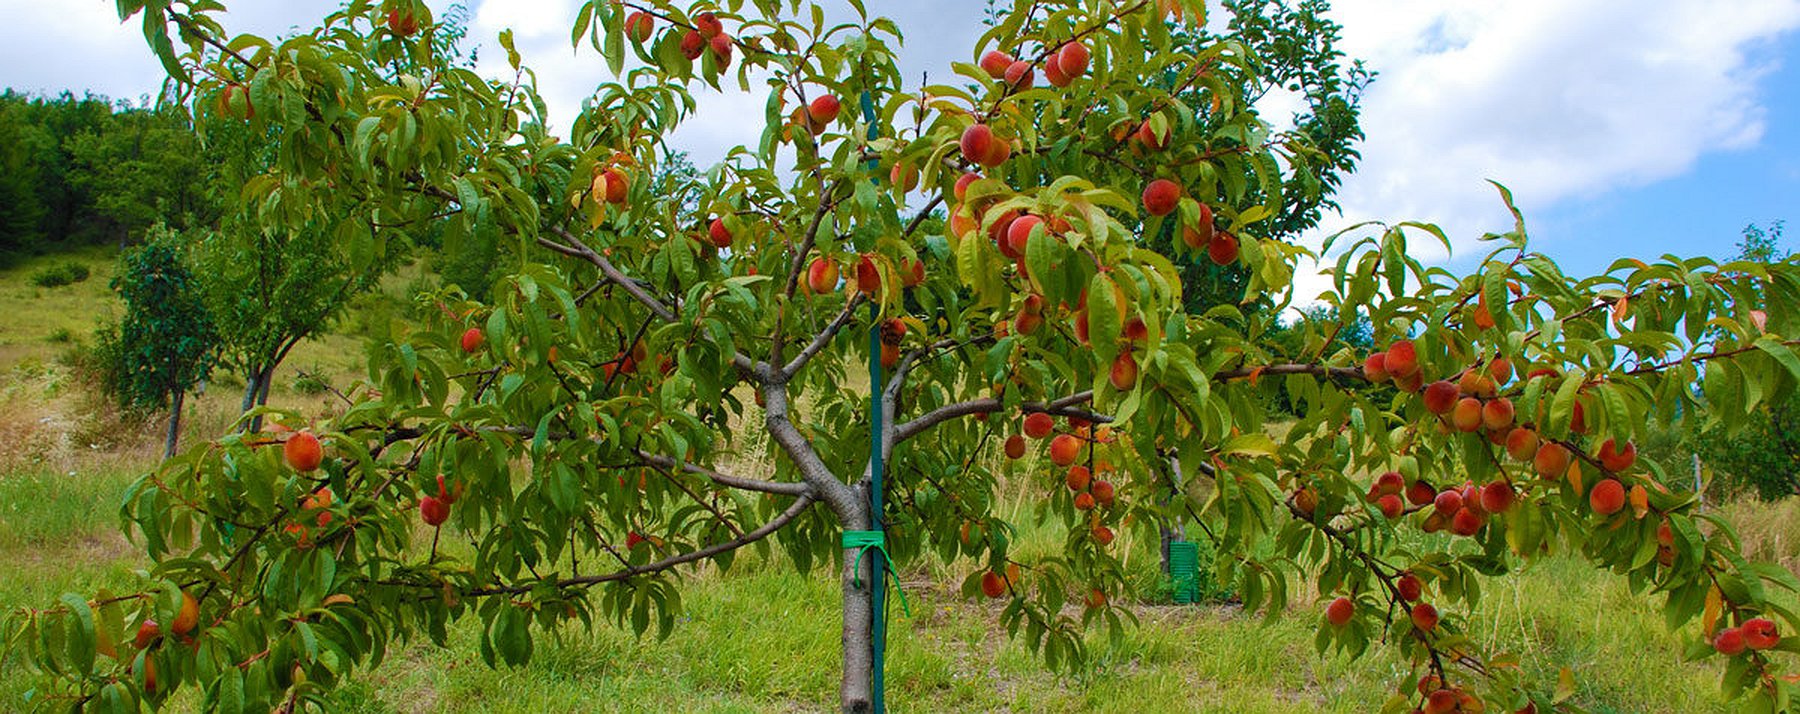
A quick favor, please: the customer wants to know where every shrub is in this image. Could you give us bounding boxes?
[30,260,90,288]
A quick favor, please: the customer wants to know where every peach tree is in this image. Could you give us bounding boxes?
[10,1,1800,712]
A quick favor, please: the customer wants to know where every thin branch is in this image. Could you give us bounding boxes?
[635,449,812,496]
[781,293,866,377]
[892,391,1102,445]
[464,494,815,596]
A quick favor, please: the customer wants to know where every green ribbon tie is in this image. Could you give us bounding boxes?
[842,529,911,617]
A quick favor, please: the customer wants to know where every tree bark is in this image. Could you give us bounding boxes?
[164,390,184,458]
[838,494,875,714]
[754,376,873,713]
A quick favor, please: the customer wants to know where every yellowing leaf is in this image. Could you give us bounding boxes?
[1554,667,1576,703]
[1703,585,1723,637]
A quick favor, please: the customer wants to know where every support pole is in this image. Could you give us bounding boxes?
[859,88,888,714]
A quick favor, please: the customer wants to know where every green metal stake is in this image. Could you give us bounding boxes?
[859,88,889,714]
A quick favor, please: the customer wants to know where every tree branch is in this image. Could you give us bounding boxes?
[634,449,812,496]
[892,391,1102,445]
[464,494,815,596]
[781,293,867,377]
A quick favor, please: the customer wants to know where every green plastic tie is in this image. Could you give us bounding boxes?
[842,529,911,617]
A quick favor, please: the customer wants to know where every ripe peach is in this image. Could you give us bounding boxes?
[1085,588,1107,609]
[1588,478,1625,515]
[1397,574,1423,602]
[1074,492,1096,510]
[285,431,323,472]
[708,217,733,248]
[1488,357,1514,385]
[171,591,199,636]
[1744,617,1780,650]
[856,254,880,293]
[1181,221,1214,251]
[1325,596,1354,626]
[1434,489,1463,516]
[1375,471,1405,496]
[1044,57,1072,87]
[420,495,450,526]
[1421,510,1447,533]
[1480,479,1516,513]
[1450,508,1484,536]
[1057,42,1090,77]
[1450,397,1484,432]
[806,258,839,294]
[979,50,1014,79]
[1533,442,1571,478]
[709,34,733,65]
[1406,480,1437,507]
[1207,231,1239,266]
[900,257,925,287]
[461,327,485,353]
[1006,215,1044,255]
[1049,433,1081,466]
[1123,316,1149,343]
[693,12,723,37]
[1425,690,1458,714]
[1657,519,1675,547]
[807,94,841,125]
[1004,434,1027,460]
[1110,351,1139,390]
[961,124,997,165]
[880,343,899,369]
[1003,60,1035,90]
[1395,371,1424,393]
[1482,398,1515,431]
[1091,480,1116,507]
[980,570,1007,598]
[1363,352,1390,383]
[1383,340,1419,378]
[1135,119,1167,150]
[1505,427,1539,461]
[1065,465,1091,491]
[1376,494,1404,519]
[679,30,705,59]
[1410,602,1439,631]
[1714,626,1747,655]
[1570,399,1588,434]
[1598,438,1637,472]
[1023,413,1055,439]
[1091,525,1115,546]
[889,162,919,192]
[134,619,161,649]
[1142,179,1181,217]
[1457,369,1492,397]
[1423,380,1459,414]
[953,172,980,201]
[624,12,654,42]
[594,167,628,204]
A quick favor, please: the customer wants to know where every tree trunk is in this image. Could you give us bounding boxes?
[838,496,875,714]
[238,368,263,433]
[164,390,184,458]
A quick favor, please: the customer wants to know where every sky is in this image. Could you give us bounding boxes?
[2,0,1796,301]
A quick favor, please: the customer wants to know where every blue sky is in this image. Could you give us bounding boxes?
[1,0,1795,300]
[1537,36,1799,273]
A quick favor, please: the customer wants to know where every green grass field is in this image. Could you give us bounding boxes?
[0,251,1782,712]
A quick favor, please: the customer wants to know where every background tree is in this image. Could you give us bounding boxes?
[1690,221,1796,500]
[97,226,217,456]
[10,3,1800,714]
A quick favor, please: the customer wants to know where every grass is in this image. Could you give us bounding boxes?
[0,252,1775,712]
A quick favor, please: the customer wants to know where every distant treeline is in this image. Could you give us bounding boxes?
[0,90,222,262]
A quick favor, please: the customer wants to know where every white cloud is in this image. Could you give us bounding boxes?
[1313,0,1800,266]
